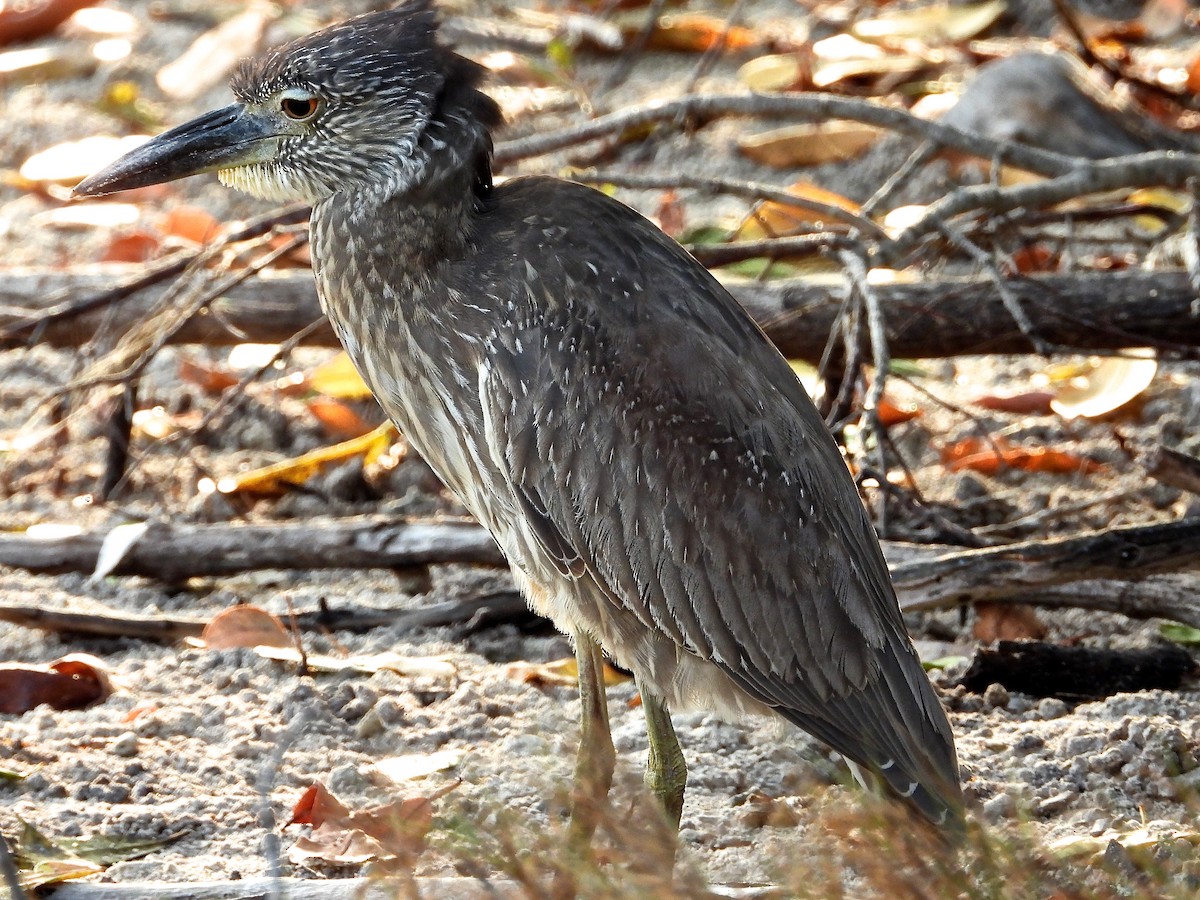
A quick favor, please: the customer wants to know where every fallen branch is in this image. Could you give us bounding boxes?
[4,267,1199,361]
[4,517,1198,626]
[0,591,533,642]
[957,640,1196,701]
[0,516,504,582]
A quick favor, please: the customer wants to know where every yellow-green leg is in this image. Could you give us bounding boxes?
[639,679,687,830]
[566,631,616,854]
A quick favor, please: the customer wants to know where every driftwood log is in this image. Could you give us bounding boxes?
[957,640,1197,700]
[2,267,1199,361]
[2,516,1197,625]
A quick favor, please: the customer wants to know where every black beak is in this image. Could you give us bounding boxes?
[74,104,279,197]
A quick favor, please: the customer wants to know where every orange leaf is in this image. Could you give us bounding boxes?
[201,605,290,650]
[307,397,373,439]
[973,602,1047,642]
[942,437,1102,475]
[209,422,398,498]
[101,230,159,262]
[163,205,221,244]
[0,653,111,714]
[291,782,350,828]
[644,14,761,52]
[972,391,1055,415]
[736,180,862,240]
[654,189,685,238]
[178,358,238,394]
[876,398,921,427]
[0,0,99,46]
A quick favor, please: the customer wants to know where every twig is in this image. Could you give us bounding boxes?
[883,152,1200,258]
[687,233,852,266]
[494,92,1082,176]
[573,170,888,238]
[680,0,747,95]
[595,0,666,97]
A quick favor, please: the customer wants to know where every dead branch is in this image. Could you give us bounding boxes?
[4,516,1198,626]
[493,92,1080,177]
[957,640,1196,701]
[0,516,504,582]
[4,267,1200,361]
[0,591,533,642]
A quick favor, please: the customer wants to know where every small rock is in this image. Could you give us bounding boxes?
[1037,698,1068,719]
[983,683,1009,709]
[1036,790,1074,817]
[110,732,138,757]
[1014,734,1044,754]
[982,792,1016,821]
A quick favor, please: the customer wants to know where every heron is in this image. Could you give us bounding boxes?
[76,0,962,849]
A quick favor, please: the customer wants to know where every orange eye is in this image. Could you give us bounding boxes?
[280,95,319,121]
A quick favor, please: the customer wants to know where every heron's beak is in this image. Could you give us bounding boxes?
[73,104,279,197]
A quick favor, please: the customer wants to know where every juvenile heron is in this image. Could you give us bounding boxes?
[77,0,962,837]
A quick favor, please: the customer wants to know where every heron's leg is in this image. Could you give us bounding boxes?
[638,680,686,830]
[566,631,616,853]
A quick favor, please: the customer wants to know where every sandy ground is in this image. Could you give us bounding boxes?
[2,0,1200,896]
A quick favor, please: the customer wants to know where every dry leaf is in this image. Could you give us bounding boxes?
[1050,349,1157,419]
[309,351,374,400]
[876,398,921,427]
[178,358,238,394]
[973,601,1047,642]
[642,14,762,53]
[736,181,862,240]
[376,750,463,784]
[100,231,159,263]
[252,647,457,679]
[0,0,98,46]
[504,656,630,688]
[972,391,1056,415]
[737,122,883,168]
[737,53,804,92]
[89,521,149,582]
[0,654,112,714]
[307,397,374,439]
[21,135,148,186]
[852,0,1007,44]
[207,422,398,498]
[291,782,350,827]
[163,205,221,244]
[31,203,139,230]
[201,605,290,650]
[156,7,272,100]
[941,436,1103,476]
[811,53,927,88]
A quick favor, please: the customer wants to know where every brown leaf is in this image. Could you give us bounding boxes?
[307,397,374,440]
[163,205,221,244]
[156,8,272,100]
[653,189,685,238]
[941,437,1103,475]
[178,358,238,394]
[0,0,97,46]
[876,398,921,427]
[735,180,862,240]
[201,605,290,650]
[973,602,1047,642]
[737,123,883,168]
[972,391,1056,415]
[100,231,160,263]
[0,654,111,714]
[291,782,350,828]
[642,14,762,53]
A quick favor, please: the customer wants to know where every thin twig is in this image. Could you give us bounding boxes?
[573,169,888,238]
[494,92,1082,176]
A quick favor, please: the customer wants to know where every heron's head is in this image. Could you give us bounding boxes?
[75,0,499,204]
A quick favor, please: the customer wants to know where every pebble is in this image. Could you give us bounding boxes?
[1038,698,1069,719]
[982,792,1016,821]
[1037,791,1075,816]
[983,683,1009,708]
[110,731,138,757]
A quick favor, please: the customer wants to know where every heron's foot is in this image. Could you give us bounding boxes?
[641,685,687,833]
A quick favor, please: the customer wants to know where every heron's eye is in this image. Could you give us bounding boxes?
[280,94,319,121]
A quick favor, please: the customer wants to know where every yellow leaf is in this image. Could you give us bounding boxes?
[735,180,862,240]
[309,352,374,400]
[737,122,883,168]
[504,657,630,688]
[737,53,803,92]
[212,422,397,497]
[1050,349,1157,420]
[853,0,1007,44]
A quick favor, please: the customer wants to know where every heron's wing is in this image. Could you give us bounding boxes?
[472,179,959,822]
